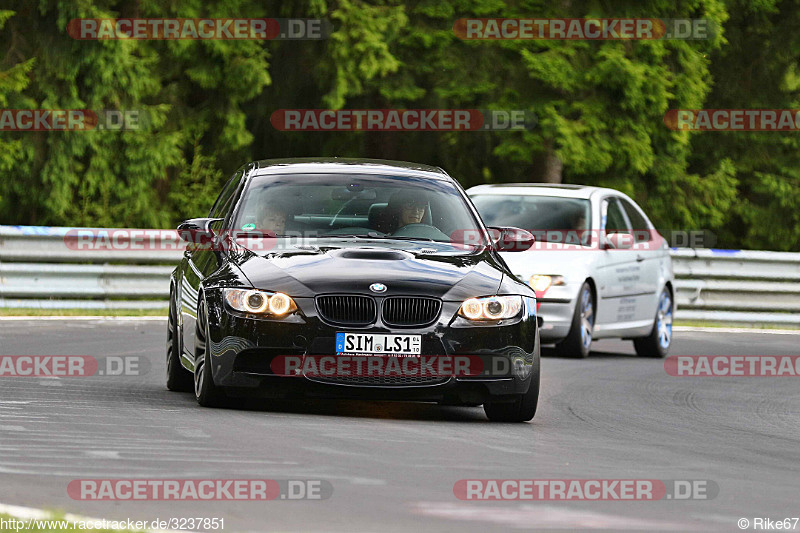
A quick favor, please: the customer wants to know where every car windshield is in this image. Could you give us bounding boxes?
[232,173,486,247]
[471,193,592,245]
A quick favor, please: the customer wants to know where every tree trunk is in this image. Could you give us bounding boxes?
[539,141,563,183]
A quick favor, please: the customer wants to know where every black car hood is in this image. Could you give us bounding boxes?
[231,243,504,301]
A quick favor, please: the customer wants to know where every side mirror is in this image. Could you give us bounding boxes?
[488,226,535,252]
[603,232,634,250]
[177,218,222,245]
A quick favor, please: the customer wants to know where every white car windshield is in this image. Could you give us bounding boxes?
[471,194,592,244]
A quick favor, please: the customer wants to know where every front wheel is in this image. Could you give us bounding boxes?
[555,282,594,358]
[194,300,227,407]
[484,333,541,422]
[633,288,673,358]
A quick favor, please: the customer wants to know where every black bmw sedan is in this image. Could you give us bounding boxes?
[167,158,540,422]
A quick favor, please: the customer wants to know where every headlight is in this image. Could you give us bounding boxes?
[459,295,523,321]
[528,274,565,292]
[224,289,297,316]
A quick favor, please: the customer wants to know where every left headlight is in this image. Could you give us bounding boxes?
[528,274,565,292]
[459,295,523,321]
[224,288,297,316]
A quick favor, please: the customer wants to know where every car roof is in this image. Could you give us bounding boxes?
[250,158,450,180]
[466,183,617,200]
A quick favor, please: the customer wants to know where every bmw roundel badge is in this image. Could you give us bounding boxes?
[369,283,387,293]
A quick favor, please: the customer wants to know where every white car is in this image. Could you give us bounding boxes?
[468,184,674,358]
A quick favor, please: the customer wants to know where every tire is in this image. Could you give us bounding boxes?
[554,281,594,358]
[166,290,193,392]
[194,299,227,407]
[484,331,541,422]
[633,288,673,358]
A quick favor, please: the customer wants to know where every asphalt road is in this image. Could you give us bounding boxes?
[0,319,798,532]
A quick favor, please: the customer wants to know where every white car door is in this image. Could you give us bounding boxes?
[618,196,663,322]
[594,196,642,329]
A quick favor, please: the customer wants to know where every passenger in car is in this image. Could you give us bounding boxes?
[572,212,587,231]
[567,210,589,245]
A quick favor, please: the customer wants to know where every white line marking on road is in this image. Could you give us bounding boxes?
[348,477,387,485]
[411,502,698,530]
[302,445,362,456]
[305,473,387,485]
[174,428,210,438]
[84,450,121,459]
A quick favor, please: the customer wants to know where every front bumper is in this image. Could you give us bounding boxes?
[202,291,539,403]
[537,299,576,343]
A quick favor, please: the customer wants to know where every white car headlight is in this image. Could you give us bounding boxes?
[459,295,523,321]
[224,289,297,316]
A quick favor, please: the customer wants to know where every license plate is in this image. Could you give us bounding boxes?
[336,332,421,355]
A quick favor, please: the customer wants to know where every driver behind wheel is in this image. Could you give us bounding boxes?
[378,190,428,234]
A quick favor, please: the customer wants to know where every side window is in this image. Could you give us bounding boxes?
[604,198,631,234]
[620,198,651,243]
[209,169,245,220]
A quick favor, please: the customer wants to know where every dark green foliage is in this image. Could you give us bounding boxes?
[0,0,797,250]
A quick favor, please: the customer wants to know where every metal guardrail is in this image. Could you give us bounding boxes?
[0,226,179,309]
[670,248,800,325]
[1,225,799,325]
[0,225,183,263]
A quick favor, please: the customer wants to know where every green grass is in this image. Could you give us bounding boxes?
[0,512,147,532]
[0,308,167,317]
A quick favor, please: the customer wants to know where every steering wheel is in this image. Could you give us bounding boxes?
[329,197,359,227]
[391,223,450,241]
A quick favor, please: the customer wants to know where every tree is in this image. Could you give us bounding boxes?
[0,0,270,227]
[688,0,800,251]
[1,0,798,251]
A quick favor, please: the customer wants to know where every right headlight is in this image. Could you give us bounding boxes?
[459,295,523,321]
[224,289,297,316]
